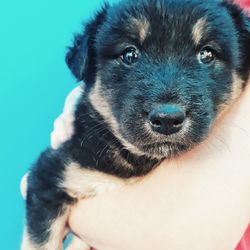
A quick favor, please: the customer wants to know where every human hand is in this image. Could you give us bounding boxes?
[51,86,82,150]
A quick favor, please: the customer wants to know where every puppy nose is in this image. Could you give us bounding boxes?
[148,104,185,135]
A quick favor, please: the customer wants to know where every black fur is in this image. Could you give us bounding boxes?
[66,4,110,83]
[222,1,250,82]
[24,0,250,249]
[27,150,74,245]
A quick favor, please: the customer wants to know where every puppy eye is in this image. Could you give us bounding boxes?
[120,47,139,65]
[198,46,216,64]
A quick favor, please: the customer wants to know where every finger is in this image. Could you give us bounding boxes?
[62,113,75,138]
[51,130,61,150]
[51,115,72,148]
[55,114,75,138]
[63,227,70,241]
[66,235,91,250]
[64,86,83,114]
[51,87,82,150]
[20,173,29,200]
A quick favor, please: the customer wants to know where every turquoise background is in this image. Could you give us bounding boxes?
[0,0,115,249]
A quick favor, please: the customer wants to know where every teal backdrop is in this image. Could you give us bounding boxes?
[0,0,116,249]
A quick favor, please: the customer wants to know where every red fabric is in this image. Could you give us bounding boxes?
[235,0,250,8]
[235,224,250,250]
[233,1,250,249]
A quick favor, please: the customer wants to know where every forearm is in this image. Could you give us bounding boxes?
[69,163,250,250]
[69,85,250,250]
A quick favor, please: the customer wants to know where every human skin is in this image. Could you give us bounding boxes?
[21,83,250,250]
[68,83,250,250]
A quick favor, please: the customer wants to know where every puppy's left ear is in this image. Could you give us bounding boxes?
[222,1,250,77]
[66,4,109,83]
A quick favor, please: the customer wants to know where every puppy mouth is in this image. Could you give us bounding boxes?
[118,107,213,158]
[123,117,209,158]
[126,126,193,158]
[139,140,192,158]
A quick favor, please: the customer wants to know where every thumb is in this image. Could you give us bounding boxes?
[20,173,29,200]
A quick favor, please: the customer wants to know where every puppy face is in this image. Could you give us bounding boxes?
[67,0,250,158]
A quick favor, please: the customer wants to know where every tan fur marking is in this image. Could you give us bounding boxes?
[130,17,150,43]
[60,162,126,198]
[231,71,244,102]
[217,71,244,117]
[89,77,146,156]
[192,18,207,45]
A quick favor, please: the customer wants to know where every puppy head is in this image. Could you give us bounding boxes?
[67,0,250,158]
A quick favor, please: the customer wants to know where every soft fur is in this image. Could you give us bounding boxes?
[22,0,250,249]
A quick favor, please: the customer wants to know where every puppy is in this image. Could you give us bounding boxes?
[22,0,250,249]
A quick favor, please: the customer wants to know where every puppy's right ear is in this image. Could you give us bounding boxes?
[66,4,109,83]
[222,1,250,79]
